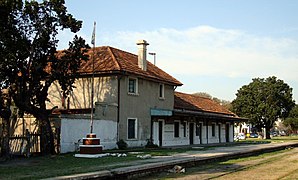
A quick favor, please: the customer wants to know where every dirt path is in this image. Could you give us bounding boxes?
[146,148,298,180]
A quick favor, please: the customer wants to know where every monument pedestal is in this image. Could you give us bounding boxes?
[76,133,103,156]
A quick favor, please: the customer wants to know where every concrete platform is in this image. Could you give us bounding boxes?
[43,141,298,180]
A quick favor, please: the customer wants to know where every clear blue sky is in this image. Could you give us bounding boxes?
[59,0,298,102]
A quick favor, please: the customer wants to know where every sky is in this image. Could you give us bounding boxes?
[58,0,298,102]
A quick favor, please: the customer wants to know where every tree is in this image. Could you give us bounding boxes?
[193,92,232,110]
[192,92,212,99]
[231,76,295,139]
[0,89,12,159]
[0,0,89,155]
[283,104,298,134]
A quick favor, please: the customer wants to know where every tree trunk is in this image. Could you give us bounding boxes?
[265,127,271,139]
[39,115,55,155]
[1,116,10,159]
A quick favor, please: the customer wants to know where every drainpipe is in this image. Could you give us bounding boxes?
[116,75,122,141]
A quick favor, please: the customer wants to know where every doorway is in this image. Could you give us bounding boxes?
[158,121,163,147]
[196,123,202,144]
[226,123,230,142]
[189,123,194,145]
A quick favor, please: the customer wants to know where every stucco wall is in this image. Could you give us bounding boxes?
[118,76,175,146]
[60,117,117,153]
[47,76,118,109]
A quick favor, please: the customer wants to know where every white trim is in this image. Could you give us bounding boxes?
[127,118,138,140]
[158,119,164,146]
[79,145,103,148]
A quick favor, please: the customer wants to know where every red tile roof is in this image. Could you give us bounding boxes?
[174,92,235,116]
[78,46,182,86]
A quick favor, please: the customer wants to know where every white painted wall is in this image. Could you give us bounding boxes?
[126,140,147,147]
[153,120,235,146]
[193,122,203,145]
[201,125,208,144]
[60,118,117,153]
[208,124,219,144]
[153,121,159,145]
[162,123,189,146]
[220,123,226,143]
[228,123,234,142]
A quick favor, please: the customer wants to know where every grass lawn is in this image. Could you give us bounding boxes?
[241,135,298,143]
[145,147,298,180]
[0,136,297,179]
[0,153,139,179]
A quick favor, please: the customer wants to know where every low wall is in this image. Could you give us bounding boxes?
[60,118,117,153]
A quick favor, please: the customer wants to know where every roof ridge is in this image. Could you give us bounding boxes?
[108,46,137,57]
[107,46,121,70]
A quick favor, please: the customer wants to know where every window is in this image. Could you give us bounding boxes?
[159,83,164,98]
[128,118,137,139]
[174,121,179,138]
[212,124,216,137]
[128,78,137,94]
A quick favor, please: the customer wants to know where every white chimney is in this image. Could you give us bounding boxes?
[136,40,149,71]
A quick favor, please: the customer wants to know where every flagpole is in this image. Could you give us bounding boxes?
[90,21,96,134]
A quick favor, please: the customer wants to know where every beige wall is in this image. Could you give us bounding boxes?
[47,76,118,109]
[118,76,175,146]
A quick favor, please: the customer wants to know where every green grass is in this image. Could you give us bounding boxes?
[0,153,139,179]
[241,135,298,143]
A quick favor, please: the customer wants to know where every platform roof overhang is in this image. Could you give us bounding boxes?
[173,108,247,122]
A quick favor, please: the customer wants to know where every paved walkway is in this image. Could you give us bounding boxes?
[45,141,298,180]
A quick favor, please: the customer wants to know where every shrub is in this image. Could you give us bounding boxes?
[145,139,158,148]
[116,139,128,150]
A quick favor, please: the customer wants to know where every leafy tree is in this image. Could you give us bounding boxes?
[283,104,298,133]
[0,0,89,155]
[192,92,212,99]
[231,76,295,139]
[0,89,12,159]
[193,92,231,109]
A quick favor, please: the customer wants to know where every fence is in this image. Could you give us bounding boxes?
[9,129,41,157]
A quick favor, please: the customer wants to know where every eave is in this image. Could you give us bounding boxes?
[173,108,247,121]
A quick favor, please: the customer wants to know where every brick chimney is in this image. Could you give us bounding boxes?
[136,40,149,71]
